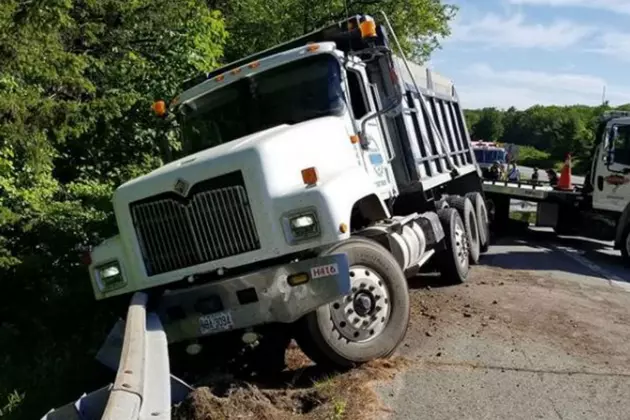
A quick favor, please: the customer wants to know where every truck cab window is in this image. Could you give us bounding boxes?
[180,54,345,156]
[346,70,369,119]
[613,125,630,166]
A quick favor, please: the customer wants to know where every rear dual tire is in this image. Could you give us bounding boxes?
[295,237,410,369]
[622,226,630,266]
[437,208,470,284]
[446,196,481,264]
[466,192,490,253]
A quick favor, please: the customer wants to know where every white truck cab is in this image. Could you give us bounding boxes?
[590,112,630,259]
[591,114,630,212]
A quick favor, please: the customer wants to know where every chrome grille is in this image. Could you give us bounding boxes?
[130,172,260,276]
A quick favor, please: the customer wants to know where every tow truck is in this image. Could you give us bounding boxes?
[483,110,630,264]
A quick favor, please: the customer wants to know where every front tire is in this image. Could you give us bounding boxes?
[295,237,410,369]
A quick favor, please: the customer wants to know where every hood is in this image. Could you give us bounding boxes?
[119,123,290,190]
[113,116,352,204]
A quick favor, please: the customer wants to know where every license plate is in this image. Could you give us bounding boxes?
[199,311,234,335]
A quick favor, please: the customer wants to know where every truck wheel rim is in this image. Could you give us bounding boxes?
[330,265,391,343]
[454,219,469,268]
[626,232,630,256]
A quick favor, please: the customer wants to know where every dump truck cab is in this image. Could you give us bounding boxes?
[88,14,487,370]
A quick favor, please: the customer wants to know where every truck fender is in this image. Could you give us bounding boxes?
[614,202,630,248]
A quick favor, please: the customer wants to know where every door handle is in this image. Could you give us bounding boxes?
[597,176,604,191]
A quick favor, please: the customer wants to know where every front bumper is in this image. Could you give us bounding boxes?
[156,253,350,343]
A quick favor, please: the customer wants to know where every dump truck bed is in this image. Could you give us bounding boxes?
[386,57,478,192]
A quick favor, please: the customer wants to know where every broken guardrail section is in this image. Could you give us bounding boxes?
[42,292,190,420]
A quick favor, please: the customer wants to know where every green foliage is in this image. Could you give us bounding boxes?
[212,0,457,63]
[466,103,630,171]
[469,107,504,142]
[0,1,455,418]
[0,390,24,417]
[0,1,226,418]
[515,145,552,168]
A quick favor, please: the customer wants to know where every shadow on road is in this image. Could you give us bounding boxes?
[483,221,626,282]
[407,272,454,290]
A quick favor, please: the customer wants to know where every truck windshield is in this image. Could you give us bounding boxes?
[179,54,345,155]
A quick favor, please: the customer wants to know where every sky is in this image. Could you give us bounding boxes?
[428,0,630,110]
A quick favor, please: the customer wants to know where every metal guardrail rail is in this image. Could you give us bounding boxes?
[102,293,171,420]
[42,292,177,420]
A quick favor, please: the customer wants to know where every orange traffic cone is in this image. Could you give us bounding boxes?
[556,153,573,191]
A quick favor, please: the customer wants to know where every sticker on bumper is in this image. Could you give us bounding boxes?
[311,263,339,279]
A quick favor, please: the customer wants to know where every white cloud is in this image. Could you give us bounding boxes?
[590,31,630,58]
[507,0,630,14]
[449,12,595,49]
[458,63,630,109]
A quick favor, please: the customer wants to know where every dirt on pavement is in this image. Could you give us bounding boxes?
[405,265,630,372]
[174,265,630,419]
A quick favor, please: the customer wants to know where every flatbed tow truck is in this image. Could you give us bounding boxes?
[483,110,630,265]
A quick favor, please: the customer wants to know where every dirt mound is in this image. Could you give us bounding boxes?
[174,385,327,420]
[173,348,409,420]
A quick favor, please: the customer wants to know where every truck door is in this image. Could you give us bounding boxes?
[593,124,630,212]
[344,63,398,200]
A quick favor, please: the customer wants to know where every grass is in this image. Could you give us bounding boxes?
[0,391,25,418]
[174,356,409,420]
[510,211,536,224]
[312,375,347,419]
[332,398,347,420]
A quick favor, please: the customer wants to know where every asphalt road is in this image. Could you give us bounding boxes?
[376,228,630,420]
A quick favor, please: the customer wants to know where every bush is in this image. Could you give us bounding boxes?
[516,145,553,168]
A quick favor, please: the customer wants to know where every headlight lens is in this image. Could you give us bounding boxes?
[95,261,126,292]
[284,209,320,243]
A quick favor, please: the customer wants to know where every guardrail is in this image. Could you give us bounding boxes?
[42,292,177,420]
[102,292,171,420]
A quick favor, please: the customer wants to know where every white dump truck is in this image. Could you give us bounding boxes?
[484,110,630,265]
[87,14,489,369]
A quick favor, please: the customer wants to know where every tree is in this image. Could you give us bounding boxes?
[209,0,458,63]
[471,107,504,142]
[464,102,630,175]
[0,1,226,417]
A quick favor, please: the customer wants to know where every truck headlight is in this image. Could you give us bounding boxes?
[95,261,126,292]
[283,209,320,243]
